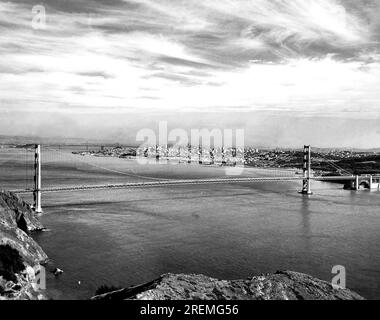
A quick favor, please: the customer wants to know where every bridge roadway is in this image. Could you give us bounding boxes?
[10,175,359,194]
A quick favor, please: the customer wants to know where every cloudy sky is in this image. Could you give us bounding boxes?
[0,0,380,147]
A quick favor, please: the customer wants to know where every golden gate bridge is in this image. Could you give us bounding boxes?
[1,145,380,214]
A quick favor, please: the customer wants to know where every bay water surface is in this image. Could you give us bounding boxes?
[1,148,379,299]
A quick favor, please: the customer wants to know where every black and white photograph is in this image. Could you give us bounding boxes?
[0,0,379,310]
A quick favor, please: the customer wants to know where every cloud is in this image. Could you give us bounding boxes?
[0,0,380,146]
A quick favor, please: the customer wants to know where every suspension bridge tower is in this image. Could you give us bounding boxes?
[33,144,42,214]
[301,145,312,195]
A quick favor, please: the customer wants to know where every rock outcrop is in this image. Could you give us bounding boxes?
[0,191,44,232]
[92,271,364,300]
[0,191,48,300]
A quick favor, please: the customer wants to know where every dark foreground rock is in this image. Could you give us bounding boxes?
[92,272,364,300]
[0,191,48,300]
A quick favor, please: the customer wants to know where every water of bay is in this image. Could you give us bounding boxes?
[1,148,379,299]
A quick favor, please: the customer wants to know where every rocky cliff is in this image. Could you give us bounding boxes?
[0,191,48,300]
[92,271,364,300]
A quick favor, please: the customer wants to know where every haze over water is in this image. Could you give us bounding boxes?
[1,147,380,299]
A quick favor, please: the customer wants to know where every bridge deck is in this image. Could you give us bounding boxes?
[9,175,362,194]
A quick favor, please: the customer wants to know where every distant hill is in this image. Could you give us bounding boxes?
[0,134,139,147]
[0,134,379,151]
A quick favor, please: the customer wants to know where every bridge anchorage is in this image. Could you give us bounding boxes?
[347,175,380,191]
